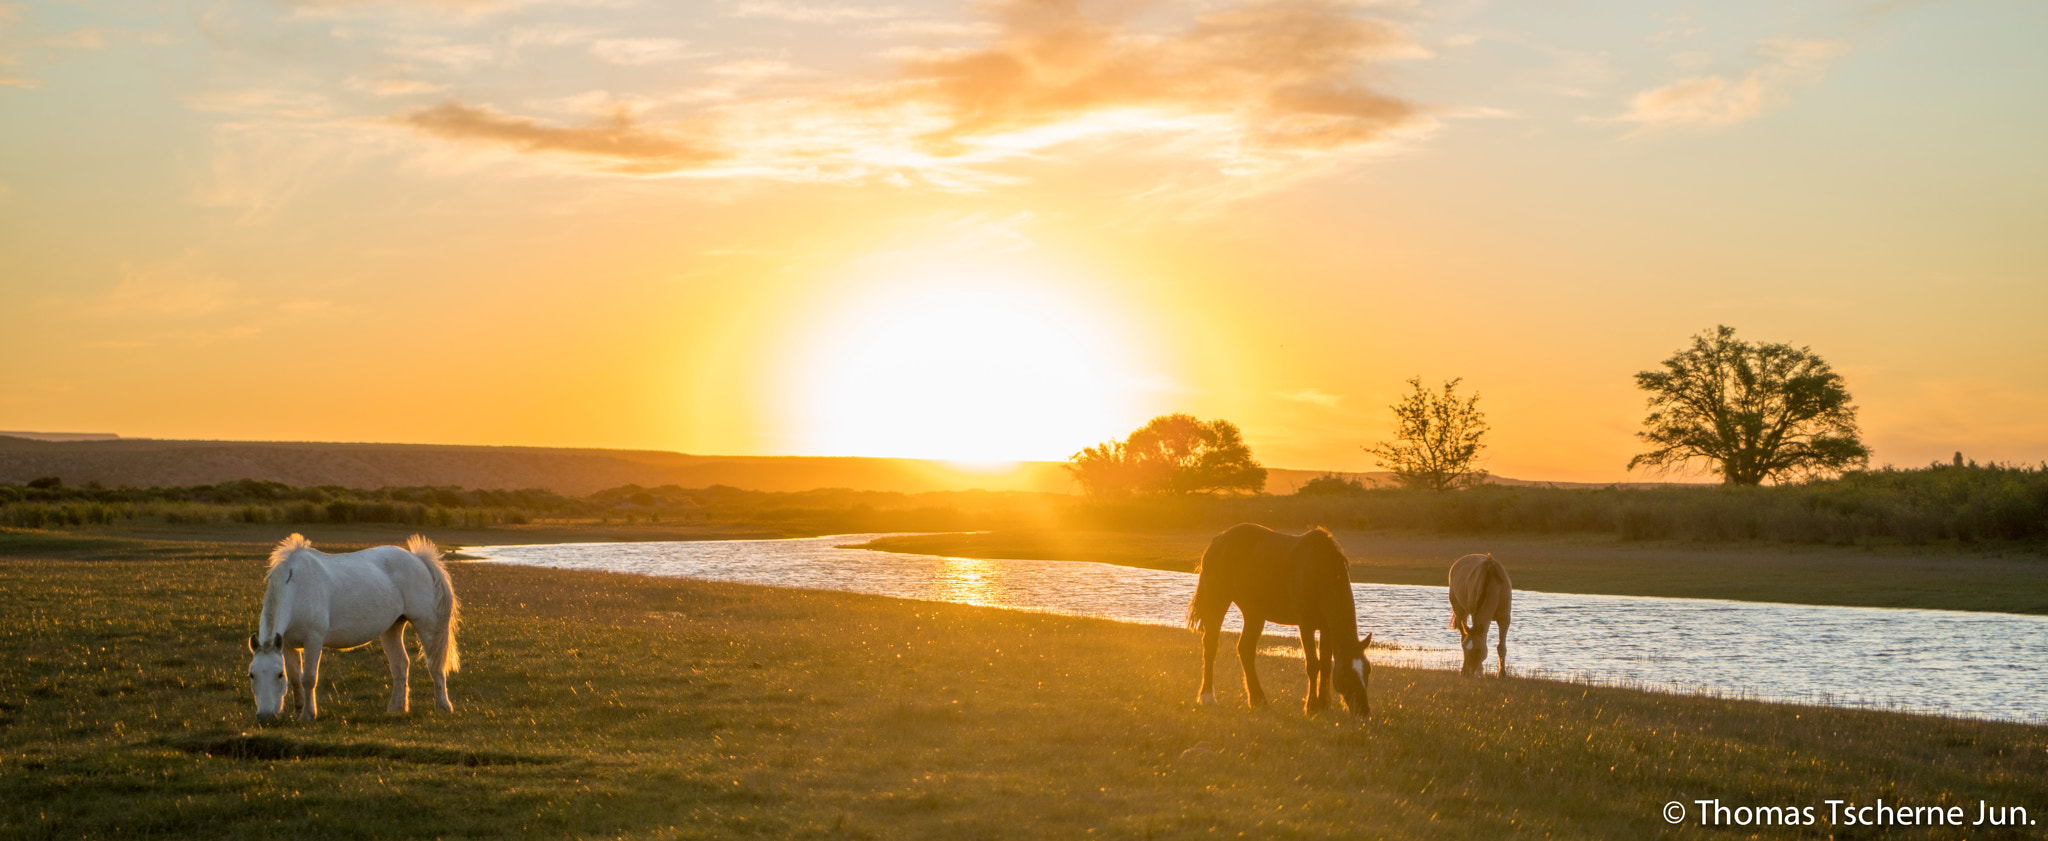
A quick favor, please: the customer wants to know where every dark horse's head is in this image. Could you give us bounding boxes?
[1332,632,1373,717]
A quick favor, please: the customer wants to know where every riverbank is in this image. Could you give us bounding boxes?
[3,539,2045,839]
[855,530,2048,615]
[11,518,2046,615]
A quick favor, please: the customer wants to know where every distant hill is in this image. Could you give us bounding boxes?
[0,431,121,442]
[0,436,1678,495]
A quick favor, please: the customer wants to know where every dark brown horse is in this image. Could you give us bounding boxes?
[1186,524,1371,716]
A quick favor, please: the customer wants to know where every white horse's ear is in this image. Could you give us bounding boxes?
[247,633,258,653]
[271,633,283,650]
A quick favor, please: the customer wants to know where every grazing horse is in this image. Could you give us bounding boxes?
[1186,524,1372,716]
[246,533,460,722]
[1447,553,1511,677]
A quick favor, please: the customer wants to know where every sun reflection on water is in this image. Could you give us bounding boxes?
[935,556,1005,608]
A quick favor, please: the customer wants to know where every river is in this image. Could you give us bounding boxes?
[470,534,2048,724]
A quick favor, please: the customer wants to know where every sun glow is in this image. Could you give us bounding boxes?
[785,263,1156,463]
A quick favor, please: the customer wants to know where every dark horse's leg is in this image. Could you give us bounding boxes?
[1237,614,1268,708]
[1198,623,1221,706]
[1302,628,1329,714]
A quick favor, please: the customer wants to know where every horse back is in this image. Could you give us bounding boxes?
[1198,524,1349,628]
[303,547,423,646]
[1448,553,1512,627]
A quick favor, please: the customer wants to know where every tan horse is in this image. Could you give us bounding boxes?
[1448,553,1511,677]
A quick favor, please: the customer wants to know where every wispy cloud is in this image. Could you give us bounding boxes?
[725,1,907,23]
[344,72,449,97]
[394,0,1427,185]
[55,259,236,320]
[398,101,724,173]
[1615,37,1850,131]
[47,27,108,50]
[588,37,690,65]
[892,0,1420,156]
[0,2,37,88]
[1278,388,1341,407]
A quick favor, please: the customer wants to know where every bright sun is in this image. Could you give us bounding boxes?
[785,264,1153,463]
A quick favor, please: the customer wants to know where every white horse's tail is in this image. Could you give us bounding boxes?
[407,535,460,674]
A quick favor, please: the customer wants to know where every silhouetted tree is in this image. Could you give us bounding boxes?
[1629,325,1870,485]
[1363,377,1489,491]
[1065,414,1267,497]
[1064,440,1139,499]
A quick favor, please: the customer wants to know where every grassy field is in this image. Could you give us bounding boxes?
[3,529,2046,839]
[857,530,2048,615]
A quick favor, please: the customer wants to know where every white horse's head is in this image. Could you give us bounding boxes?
[1331,633,1372,717]
[246,633,288,722]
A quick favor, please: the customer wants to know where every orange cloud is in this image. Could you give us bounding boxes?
[894,0,1418,154]
[1617,37,1849,131]
[398,101,724,174]
[392,0,1423,182]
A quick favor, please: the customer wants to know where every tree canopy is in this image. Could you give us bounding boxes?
[1065,414,1267,497]
[1363,377,1490,491]
[1629,325,1871,485]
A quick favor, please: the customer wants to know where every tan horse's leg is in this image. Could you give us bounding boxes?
[1237,615,1267,709]
[381,623,410,714]
[1496,620,1510,678]
[1197,624,1220,706]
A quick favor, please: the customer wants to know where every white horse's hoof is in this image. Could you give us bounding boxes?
[1196,692,1217,707]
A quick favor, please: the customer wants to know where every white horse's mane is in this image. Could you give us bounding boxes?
[267,533,315,574]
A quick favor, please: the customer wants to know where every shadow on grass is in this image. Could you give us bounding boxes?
[165,733,560,767]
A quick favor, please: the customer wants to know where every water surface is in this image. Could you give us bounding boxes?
[471,534,2048,724]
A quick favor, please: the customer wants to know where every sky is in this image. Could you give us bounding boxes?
[1,0,2044,483]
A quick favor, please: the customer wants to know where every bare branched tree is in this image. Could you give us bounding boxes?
[1363,377,1489,491]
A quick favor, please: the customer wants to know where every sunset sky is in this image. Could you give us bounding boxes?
[2,0,2043,482]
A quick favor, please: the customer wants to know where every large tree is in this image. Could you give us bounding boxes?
[1363,377,1490,491]
[1629,325,1871,485]
[1065,414,1266,497]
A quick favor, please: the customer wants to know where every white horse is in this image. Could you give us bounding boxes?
[246,533,460,722]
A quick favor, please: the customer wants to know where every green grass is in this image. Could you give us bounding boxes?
[2,538,2045,839]
[859,530,2048,615]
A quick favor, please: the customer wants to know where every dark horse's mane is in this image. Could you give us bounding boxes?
[1295,526,1344,571]
[1296,527,1362,650]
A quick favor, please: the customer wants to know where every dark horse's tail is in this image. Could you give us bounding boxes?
[1185,534,1232,632]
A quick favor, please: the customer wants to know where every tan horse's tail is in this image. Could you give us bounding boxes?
[407,535,460,674]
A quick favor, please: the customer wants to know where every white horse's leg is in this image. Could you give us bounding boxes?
[299,640,325,721]
[284,648,305,717]
[426,625,454,713]
[381,623,410,714]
